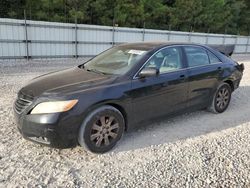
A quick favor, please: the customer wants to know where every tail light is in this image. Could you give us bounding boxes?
[235,61,244,72]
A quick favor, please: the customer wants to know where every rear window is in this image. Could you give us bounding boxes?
[207,51,221,64]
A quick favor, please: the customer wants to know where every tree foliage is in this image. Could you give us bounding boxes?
[0,0,249,35]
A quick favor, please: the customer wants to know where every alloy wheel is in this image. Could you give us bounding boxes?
[216,87,230,110]
[90,116,119,147]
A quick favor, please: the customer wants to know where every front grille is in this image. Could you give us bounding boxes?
[14,93,34,114]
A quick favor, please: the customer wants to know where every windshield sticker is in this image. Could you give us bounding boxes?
[128,50,146,55]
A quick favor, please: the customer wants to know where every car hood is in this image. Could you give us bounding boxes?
[20,67,114,98]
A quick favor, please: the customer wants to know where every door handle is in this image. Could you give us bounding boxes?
[179,75,186,80]
[217,67,222,72]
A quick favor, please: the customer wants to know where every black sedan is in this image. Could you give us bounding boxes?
[14,42,244,153]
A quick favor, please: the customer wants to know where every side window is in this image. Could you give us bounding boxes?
[144,47,183,73]
[207,51,221,64]
[184,46,210,67]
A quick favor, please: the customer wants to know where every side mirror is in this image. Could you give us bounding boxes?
[139,67,159,78]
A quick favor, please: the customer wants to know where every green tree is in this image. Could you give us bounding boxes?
[169,0,203,31]
[197,0,227,33]
[89,0,117,26]
[0,0,250,35]
[143,0,170,29]
[113,0,144,27]
[239,0,250,35]
[223,0,245,34]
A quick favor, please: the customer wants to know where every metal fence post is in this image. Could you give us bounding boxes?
[75,17,78,58]
[222,36,226,45]
[112,19,115,46]
[222,28,227,45]
[188,33,191,42]
[205,34,209,45]
[246,36,250,53]
[235,36,238,53]
[168,25,171,41]
[205,28,210,45]
[188,26,192,42]
[142,22,145,41]
[24,10,29,60]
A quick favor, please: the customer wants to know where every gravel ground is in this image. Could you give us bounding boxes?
[0,55,250,187]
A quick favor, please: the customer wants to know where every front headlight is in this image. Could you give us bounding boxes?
[30,100,78,114]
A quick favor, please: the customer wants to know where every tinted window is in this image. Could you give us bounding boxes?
[144,47,183,73]
[184,46,209,67]
[208,51,221,64]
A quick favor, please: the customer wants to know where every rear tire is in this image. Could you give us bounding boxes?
[208,83,232,114]
[78,105,125,153]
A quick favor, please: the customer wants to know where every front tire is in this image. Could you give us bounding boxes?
[208,83,232,114]
[78,105,125,153]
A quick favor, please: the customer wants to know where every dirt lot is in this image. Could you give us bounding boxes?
[0,55,250,187]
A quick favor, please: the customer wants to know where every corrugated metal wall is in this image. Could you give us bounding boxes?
[0,18,249,60]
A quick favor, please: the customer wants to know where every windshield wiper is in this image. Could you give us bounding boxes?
[86,68,106,75]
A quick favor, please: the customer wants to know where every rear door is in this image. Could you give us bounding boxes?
[130,46,189,123]
[183,46,223,109]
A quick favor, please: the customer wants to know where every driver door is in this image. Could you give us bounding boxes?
[129,46,189,124]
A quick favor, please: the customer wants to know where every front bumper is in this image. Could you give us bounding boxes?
[14,110,80,148]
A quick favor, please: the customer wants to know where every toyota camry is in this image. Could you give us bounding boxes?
[14,42,244,153]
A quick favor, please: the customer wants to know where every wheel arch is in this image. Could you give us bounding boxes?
[223,79,234,91]
[105,103,128,131]
[82,100,128,131]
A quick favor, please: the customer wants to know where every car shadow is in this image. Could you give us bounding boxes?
[113,85,250,153]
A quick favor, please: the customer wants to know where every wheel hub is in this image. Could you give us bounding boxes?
[90,116,119,147]
[216,87,229,110]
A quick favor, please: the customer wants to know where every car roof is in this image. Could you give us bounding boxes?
[118,41,199,51]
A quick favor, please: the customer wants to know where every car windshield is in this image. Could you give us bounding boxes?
[82,46,148,75]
